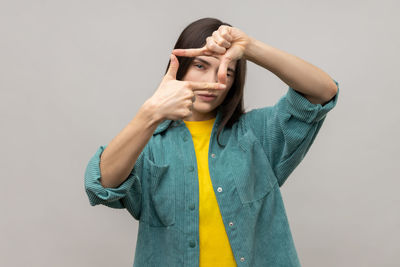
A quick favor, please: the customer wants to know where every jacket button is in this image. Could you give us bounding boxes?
[240,257,245,262]
[189,241,196,248]
[211,153,216,158]
[229,222,234,227]
[189,204,195,210]
[188,166,194,172]
[217,187,222,192]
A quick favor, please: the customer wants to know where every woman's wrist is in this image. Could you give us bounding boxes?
[243,36,259,62]
[137,99,164,128]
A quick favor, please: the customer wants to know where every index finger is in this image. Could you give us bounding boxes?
[187,81,227,90]
[172,46,209,57]
[217,57,230,85]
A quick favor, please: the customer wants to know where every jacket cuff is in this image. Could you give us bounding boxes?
[84,145,138,206]
[285,79,339,123]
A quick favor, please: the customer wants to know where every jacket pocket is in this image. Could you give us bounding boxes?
[146,160,176,227]
[230,130,276,204]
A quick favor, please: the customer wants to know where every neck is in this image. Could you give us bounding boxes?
[184,110,217,121]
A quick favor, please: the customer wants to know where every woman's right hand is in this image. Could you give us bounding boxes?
[148,54,226,121]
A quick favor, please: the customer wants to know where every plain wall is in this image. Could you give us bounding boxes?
[1,0,399,266]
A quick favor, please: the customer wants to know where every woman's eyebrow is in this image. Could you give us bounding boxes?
[194,57,236,74]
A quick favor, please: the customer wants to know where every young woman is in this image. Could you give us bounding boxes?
[85,17,339,267]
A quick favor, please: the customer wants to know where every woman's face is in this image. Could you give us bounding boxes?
[182,55,237,121]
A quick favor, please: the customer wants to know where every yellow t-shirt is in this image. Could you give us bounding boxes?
[183,118,237,267]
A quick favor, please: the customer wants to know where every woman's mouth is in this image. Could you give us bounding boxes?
[197,94,216,101]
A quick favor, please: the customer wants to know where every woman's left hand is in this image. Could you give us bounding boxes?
[172,25,251,85]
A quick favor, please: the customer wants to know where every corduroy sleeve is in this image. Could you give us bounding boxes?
[245,79,339,187]
[84,144,145,220]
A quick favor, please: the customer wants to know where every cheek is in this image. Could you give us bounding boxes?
[225,79,234,92]
[228,78,235,87]
[182,68,198,80]
[220,87,231,101]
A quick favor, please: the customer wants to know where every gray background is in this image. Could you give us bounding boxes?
[1,0,399,266]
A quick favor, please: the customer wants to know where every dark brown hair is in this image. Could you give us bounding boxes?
[164,17,247,147]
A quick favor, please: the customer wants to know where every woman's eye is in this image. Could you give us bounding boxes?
[194,63,233,78]
[194,63,204,69]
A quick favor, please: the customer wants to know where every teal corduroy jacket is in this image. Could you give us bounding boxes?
[85,80,339,267]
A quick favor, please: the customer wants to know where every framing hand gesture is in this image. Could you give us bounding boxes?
[172,25,251,85]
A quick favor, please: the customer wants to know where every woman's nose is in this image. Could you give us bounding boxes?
[203,68,221,83]
[211,70,219,83]
[214,74,219,83]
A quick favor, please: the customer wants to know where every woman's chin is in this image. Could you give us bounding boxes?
[192,104,217,118]
[193,105,213,114]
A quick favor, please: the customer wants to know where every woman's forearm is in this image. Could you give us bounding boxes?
[244,37,338,104]
[99,100,162,188]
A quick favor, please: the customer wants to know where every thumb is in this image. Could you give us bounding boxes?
[165,54,179,80]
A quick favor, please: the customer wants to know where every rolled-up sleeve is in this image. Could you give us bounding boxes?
[84,144,144,220]
[285,79,339,123]
[246,79,339,187]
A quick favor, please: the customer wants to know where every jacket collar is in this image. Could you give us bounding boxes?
[153,108,223,136]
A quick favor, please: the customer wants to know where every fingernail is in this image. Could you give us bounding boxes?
[219,84,227,89]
